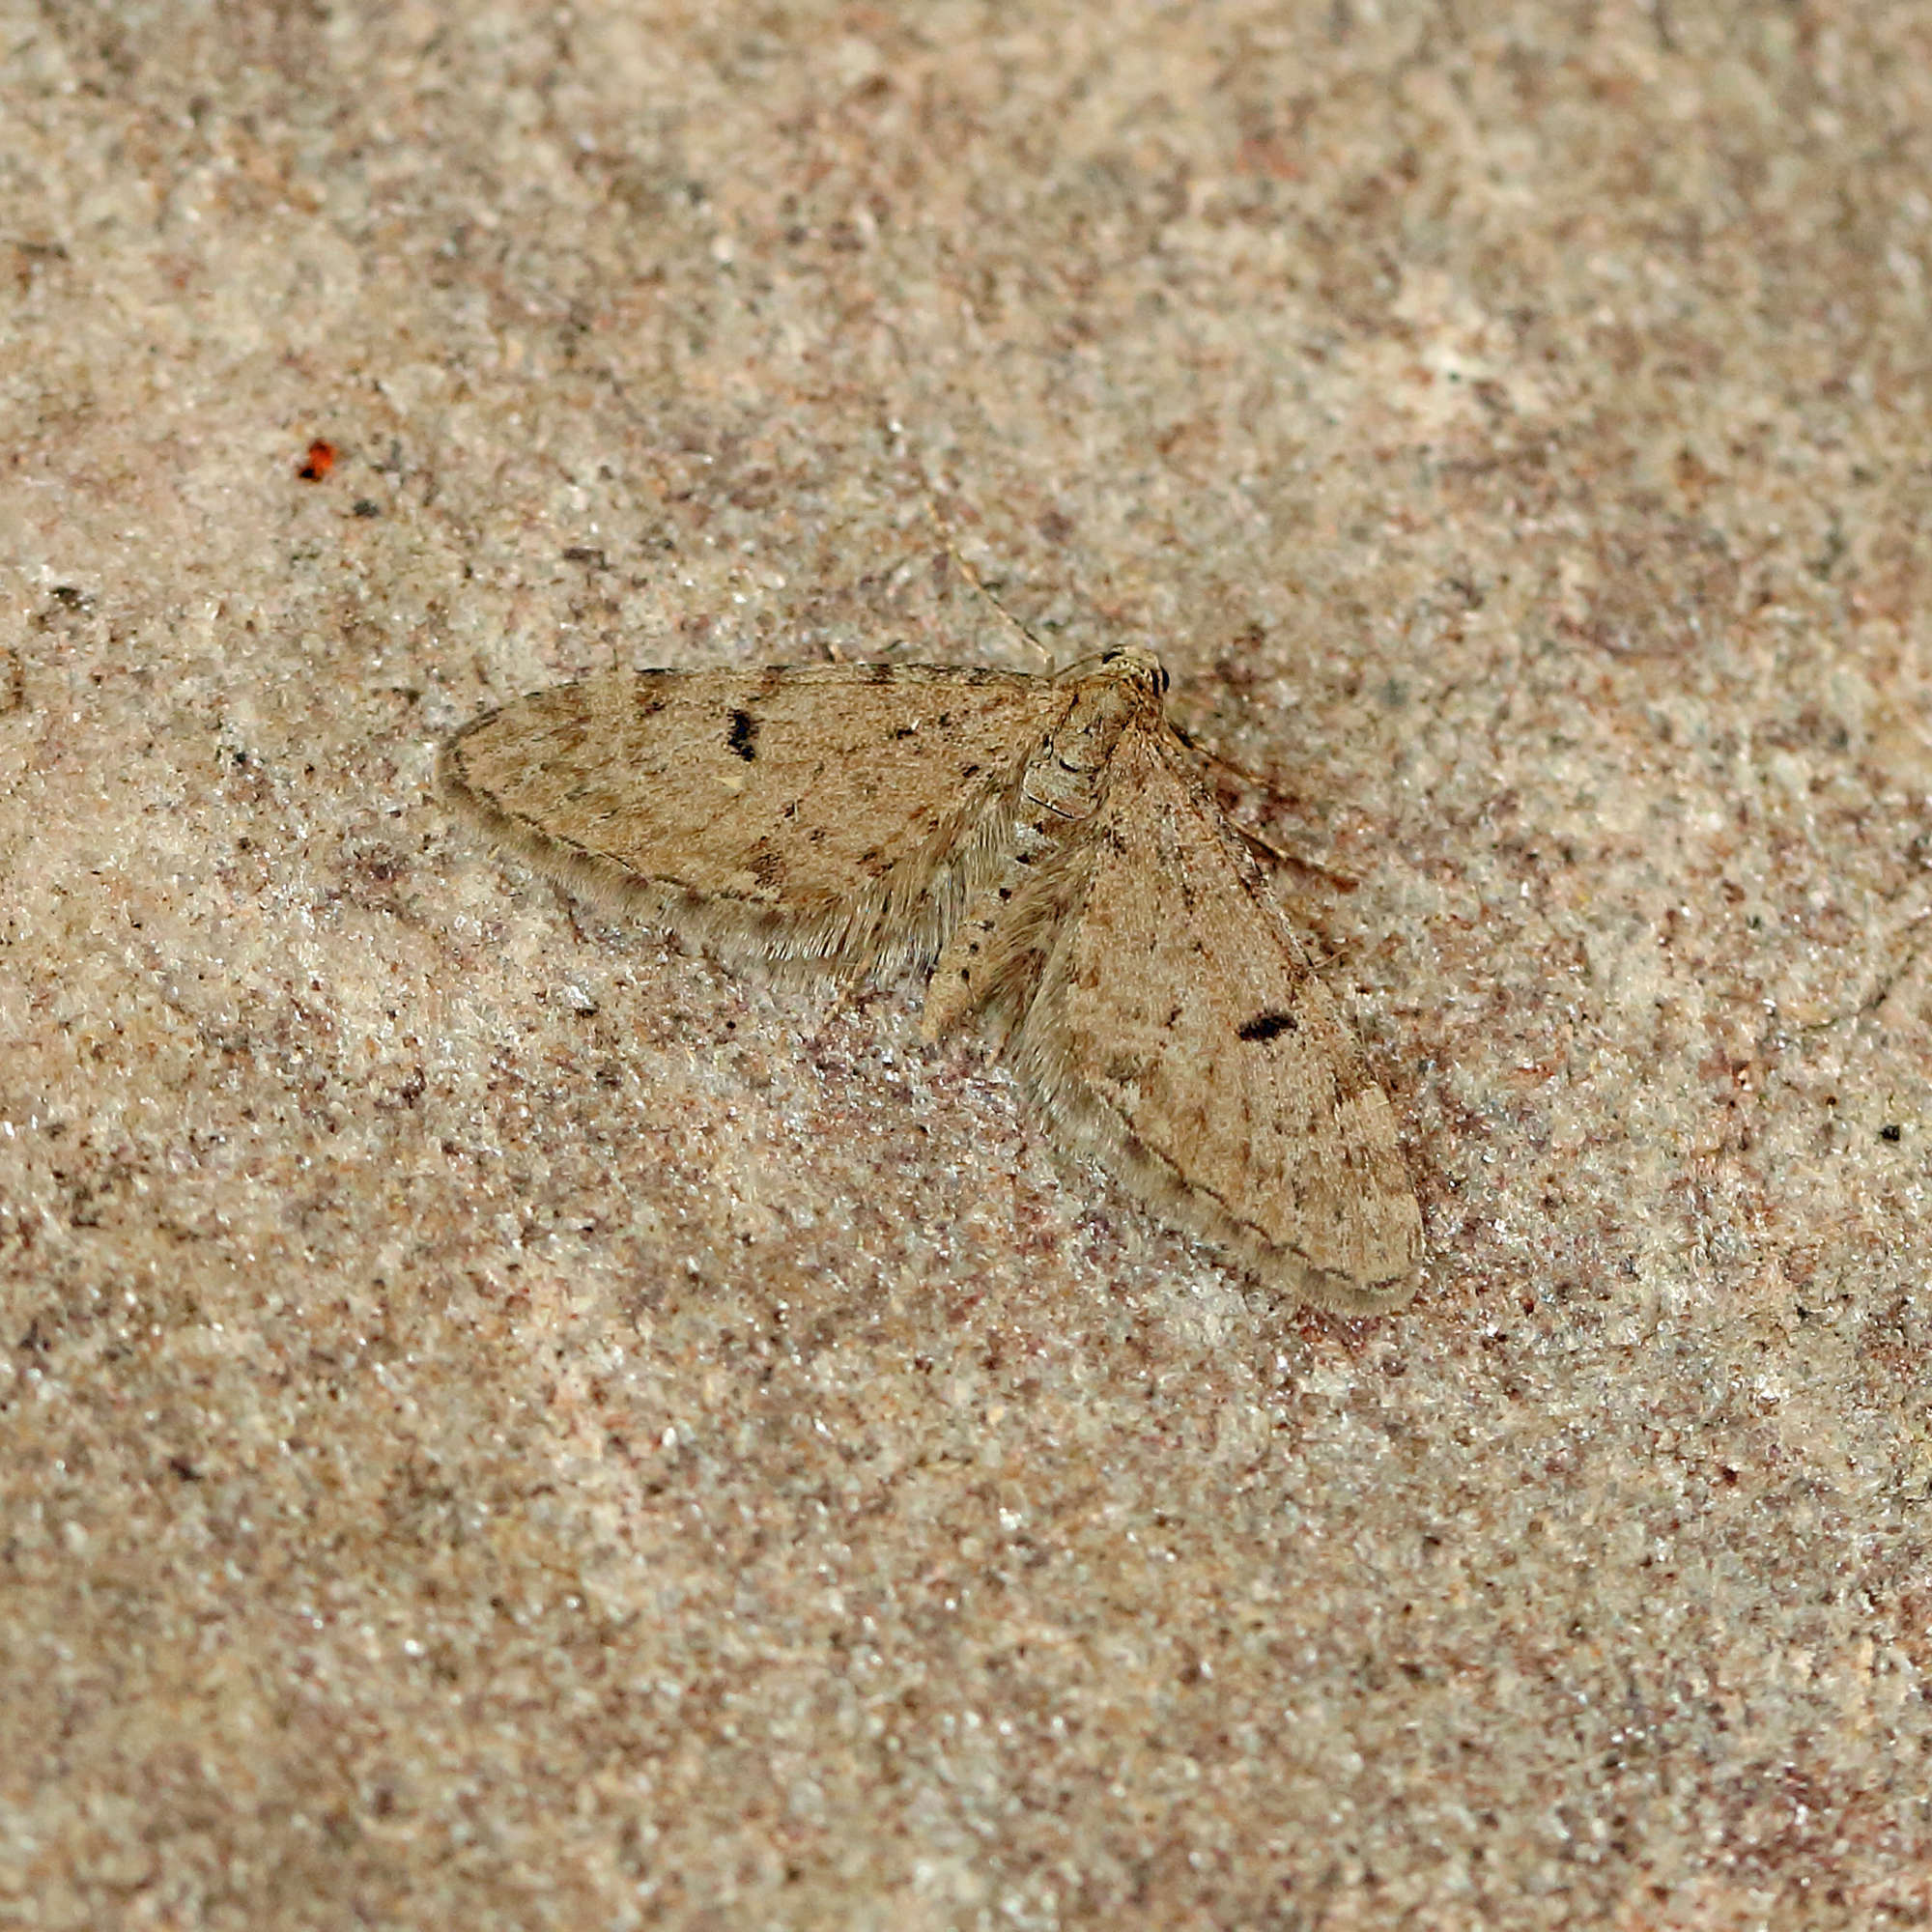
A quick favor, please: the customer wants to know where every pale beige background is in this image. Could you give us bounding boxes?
[3,3,1929,1927]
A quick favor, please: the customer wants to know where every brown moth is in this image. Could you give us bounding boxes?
[440,650,1423,1310]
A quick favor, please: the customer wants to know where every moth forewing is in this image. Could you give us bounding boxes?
[993,724,1422,1307]
[440,664,1065,980]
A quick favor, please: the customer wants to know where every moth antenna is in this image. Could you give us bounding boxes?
[920,493,1055,670]
[1232,820,1293,868]
[1169,724,1359,891]
[1169,719,1274,791]
[874,341,1055,669]
[1235,822,1360,893]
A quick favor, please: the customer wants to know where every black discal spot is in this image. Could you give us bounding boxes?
[1881,1123,1902,1143]
[726,709,758,760]
[1237,1010,1299,1043]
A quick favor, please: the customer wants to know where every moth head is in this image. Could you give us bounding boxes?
[1055,647,1170,698]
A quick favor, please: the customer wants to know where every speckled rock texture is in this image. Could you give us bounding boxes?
[3,4,1929,1927]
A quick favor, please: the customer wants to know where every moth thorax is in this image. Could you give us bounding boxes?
[1037,670,1150,784]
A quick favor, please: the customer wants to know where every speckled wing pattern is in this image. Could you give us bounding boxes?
[440,652,1422,1308]
[440,665,1065,979]
[1003,724,1423,1310]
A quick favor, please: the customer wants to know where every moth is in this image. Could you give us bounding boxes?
[440,650,1423,1310]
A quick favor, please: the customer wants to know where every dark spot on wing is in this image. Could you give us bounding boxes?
[726,709,758,760]
[1237,1010,1299,1042]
